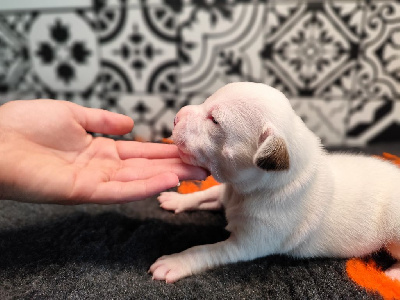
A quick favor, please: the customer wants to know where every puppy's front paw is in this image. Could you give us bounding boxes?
[149,254,193,283]
[158,192,190,213]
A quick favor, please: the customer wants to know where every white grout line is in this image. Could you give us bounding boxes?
[0,0,92,12]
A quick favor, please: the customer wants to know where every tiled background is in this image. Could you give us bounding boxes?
[0,0,399,147]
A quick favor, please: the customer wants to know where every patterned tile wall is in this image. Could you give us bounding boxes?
[0,0,399,146]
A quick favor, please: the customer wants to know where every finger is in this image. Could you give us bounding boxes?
[116,141,180,160]
[122,158,183,167]
[65,101,134,135]
[89,173,179,204]
[121,158,208,180]
[113,164,208,182]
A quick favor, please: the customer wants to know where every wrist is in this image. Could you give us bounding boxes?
[0,128,13,200]
[0,157,6,201]
[0,131,6,200]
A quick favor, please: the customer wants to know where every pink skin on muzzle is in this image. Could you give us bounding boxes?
[173,107,194,163]
[173,107,211,176]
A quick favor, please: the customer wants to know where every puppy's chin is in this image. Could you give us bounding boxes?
[178,148,198,166]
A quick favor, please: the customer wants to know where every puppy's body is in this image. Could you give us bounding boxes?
[223,154,400,259]
[150,82,400,283]
[295,155,399,258]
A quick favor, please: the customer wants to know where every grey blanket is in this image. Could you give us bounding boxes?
[0,197,381,299]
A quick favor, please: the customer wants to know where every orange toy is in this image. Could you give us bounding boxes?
[381,152,400,167]
[178,175,220,194]
[161,138,174,144]
[346,259,400,300]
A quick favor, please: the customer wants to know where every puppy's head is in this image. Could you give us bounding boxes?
[173,82,307,183]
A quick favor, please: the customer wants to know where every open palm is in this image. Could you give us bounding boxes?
[0,100,206,204]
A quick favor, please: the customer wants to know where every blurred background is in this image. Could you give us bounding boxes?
[0,0,399,149]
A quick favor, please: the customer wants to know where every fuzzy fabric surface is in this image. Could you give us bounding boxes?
[0,145,398,299]
[0,198,379,299]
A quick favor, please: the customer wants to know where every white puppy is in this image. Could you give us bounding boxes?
[149,82,400,283]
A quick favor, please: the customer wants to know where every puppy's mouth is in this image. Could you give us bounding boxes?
[177,149,211,177]
[173,133,212,175]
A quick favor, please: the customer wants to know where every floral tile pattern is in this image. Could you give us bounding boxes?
[0,0,399,146]
[347,99,400,146]
[0,9,104,108]
[0,12,36,102]
[290,98,349,146]
[262,1,363,98]
[29,12,100,92]
[346,1,400,146]
[177,2,266,94]
[117,94,180,141]
[98,2,179,94]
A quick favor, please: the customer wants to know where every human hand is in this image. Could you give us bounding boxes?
[0,100,207,204]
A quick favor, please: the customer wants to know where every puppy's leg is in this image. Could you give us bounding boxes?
[150,234,263,283]
[158,184,223,213]
[385,242,400,281]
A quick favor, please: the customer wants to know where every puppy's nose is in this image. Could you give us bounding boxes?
[174,106,193,127]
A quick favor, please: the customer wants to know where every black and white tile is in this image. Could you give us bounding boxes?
[290,98,349,146]
[178,2,266,94]
[347,98,400,145]
[262,1,363,98]
[347,1,400,146]
[0,0,92,12]
[260,1,364,145]
[0,12,36,102]
[0,0,399,146]
[29,12,100,92]
[98,2,179,94]
[0,7,104,108]
[118,94,178,141]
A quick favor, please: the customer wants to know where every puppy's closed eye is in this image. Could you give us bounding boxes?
[207,115,219,125]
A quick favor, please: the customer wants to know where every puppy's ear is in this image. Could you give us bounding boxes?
[253,129,289,171]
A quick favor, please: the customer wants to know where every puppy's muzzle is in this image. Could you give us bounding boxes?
[174,106,194,128]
